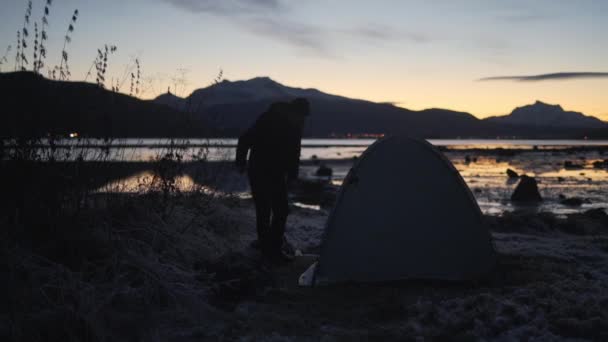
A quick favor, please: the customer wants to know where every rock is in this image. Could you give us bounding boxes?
[511,175,543,202]
[553,318,596,339]
[584,208,608,220]
[563,209,608,235]
[465,155,472,163]
[560,197,584,207]
[564,161,584,170]
[315,164,333,177]
[592,160,608,169]
[557,177,565,182]
[292,179,338,208]
[494,148,517,157]
[506,169,519,178]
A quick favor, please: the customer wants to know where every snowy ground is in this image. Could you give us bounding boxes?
[3,195,607,341]
[187,200,608,341]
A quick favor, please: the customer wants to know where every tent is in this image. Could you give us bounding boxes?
[299,136,496,286]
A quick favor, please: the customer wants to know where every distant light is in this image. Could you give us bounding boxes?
[69,132,79,138]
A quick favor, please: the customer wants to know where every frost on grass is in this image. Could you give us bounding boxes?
[2,196,608,340]
[1,193,248,341]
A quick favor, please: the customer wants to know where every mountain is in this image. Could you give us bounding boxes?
[2,72,604,139]
[485,101,607,129]
[188,77,345,107]
[0,72,211,138]
[154,91,187,110]
[155,77,607,138]
[155,77,497,138]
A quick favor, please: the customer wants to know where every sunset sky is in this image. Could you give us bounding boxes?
[1,0,607,119]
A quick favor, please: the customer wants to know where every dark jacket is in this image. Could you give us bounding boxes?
[236,103,302,179]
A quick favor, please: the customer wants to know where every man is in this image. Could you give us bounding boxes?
[236,98,310,262]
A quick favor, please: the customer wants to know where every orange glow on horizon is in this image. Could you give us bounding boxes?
[140,74,608,122]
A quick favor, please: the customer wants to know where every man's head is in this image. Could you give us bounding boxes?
[287,98,310,129]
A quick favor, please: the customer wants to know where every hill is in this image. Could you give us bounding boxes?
[485,101,607,129]
[1,72,605,139]
[156,77,496,138]
[0,72,210,138]
[155,77,607,138]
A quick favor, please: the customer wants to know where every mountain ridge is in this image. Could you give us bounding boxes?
[0,71,211,137]
[0,72,605,138]
[154,77,607,137]
[485,100,606,129]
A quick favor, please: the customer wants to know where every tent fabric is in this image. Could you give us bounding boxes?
[308,136,496,285]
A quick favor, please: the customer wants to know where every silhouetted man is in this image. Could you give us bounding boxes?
[236,98,310,262]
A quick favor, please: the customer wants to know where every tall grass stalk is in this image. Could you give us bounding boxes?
[57,9,79,80]
[15,1,32,71]
[0,45,11,72]
[129,58,141,96]
[14,30,21,71]
[94,44,117,89]
[33,0,53,74]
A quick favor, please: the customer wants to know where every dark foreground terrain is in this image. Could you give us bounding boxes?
[2,192,608,341]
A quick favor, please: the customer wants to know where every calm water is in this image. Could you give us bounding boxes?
[22,138,608,162]
[88,138,608,216]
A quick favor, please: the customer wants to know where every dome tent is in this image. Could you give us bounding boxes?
[299,136,496,286]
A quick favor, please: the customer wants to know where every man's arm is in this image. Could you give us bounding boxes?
[235,127,254,172]
[236,112,271,172]
[287,134,302,181]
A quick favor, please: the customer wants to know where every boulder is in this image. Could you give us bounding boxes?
[584,208,608,220]
[564,161,584,170]
[511,175,543,202]
[506,169,519,178]
[592,160,608,169]
[560,197,585,207]
[563,209,608,235]
[315,164,333,177]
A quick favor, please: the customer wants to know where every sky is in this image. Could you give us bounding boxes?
[1,0,607,119]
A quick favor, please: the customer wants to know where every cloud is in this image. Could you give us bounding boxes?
[243,18,331,56]
[342,25,431,44]
[499,13,550,22]
[241,21,431,56]
[162,0,282,15]
[163,0,432,57]
[478,72,608,82]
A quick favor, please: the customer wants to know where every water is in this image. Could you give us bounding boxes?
[12,138,608,162]
[12,138,607,216]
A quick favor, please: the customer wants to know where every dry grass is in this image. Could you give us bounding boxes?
[0,135,245,341]
[1,190,246,341]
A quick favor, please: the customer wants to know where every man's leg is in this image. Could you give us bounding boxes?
[268,174,289,257]
[248,170,271,247]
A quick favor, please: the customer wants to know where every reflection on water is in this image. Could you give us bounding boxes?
[6,138,608,162]
[15,138,604,216]
[100,148,608,216]
[98,171,197,193]
[448,153,608,216]
[299,150,608,216]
